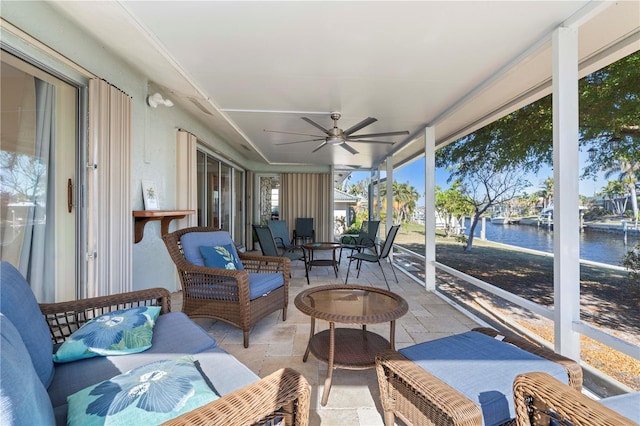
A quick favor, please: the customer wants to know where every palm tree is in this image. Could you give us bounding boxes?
[604,159,639,227]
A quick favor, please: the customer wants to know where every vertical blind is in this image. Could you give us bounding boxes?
[87,79,132,297]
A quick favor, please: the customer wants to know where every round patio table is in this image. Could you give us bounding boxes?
[303,242,341,278]
[294,284,408,406]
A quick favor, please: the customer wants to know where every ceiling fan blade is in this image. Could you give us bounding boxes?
[343,117,377,136]
[345,139,396,145]
[302,117,331,135]
[264,129,324,137]
[340,143,359,155]
[312,142,328,153]
[347,130,409,139]
[275,138,325,146]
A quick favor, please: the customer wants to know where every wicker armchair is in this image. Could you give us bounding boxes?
[163,226,290,348]
[375,327,583,426]
[39,288,310,426]
[513,372,639,426]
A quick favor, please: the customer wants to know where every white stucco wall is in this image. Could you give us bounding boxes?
[1,2,249,293]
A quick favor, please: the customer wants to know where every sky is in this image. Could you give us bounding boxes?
[347,151,608,207]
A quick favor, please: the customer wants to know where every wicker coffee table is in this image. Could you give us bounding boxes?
[294,284,408,406]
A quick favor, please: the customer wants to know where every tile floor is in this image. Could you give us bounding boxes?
[171,252,480,426]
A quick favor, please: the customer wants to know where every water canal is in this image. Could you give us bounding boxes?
[464,218,640,266]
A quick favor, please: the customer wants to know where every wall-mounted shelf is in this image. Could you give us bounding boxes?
[133,210,195,243]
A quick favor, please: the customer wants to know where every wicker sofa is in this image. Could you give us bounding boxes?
[375,327,583,426]
[513,372,640,426]
[163,227,290,348]
[0,261,310,425]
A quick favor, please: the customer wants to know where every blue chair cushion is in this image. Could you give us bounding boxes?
[0,313,55,426]
[200,244,242,270]
[600,392,640,424]
[248,273,284,300]
[0,261,54,388]
[180,231,244,270]
[399,331,569,426]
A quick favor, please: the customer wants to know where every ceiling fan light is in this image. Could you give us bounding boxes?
[326,136,344,145]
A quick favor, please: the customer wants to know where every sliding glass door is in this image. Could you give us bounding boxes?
[0,51,79,302]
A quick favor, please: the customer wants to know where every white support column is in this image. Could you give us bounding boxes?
[552,27,581,361]
[425,127,436,291]
[386,160,394,256]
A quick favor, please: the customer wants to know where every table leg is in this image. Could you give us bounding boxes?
[303,317,315,362]
[320,322,335,406]
[389,320,396,350]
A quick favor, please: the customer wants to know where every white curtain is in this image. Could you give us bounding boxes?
[86,79,132,297]
[280,173,332,242]
[17,78,55,301]
[176,130,198,228]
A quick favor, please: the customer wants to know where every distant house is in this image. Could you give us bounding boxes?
[334,189,360,231]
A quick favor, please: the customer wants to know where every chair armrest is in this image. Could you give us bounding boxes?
[39,288,171,344]
[164,367,311,426]
[473,327,583,390]
[513,372,637,426]
[239,252,291,275]
[376,349,482,426]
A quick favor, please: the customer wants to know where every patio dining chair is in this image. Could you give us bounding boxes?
[293,217,315,245]
[163,226,290,348]
[345,224,400,290]
[338,220,380,264]
[267,219,297,252]
[254,225,309,285]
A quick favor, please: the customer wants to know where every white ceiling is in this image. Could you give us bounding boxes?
[49,1,639,172]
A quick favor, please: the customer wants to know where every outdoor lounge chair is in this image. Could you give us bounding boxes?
[345,224,400,290]
[163,226,290,348]
[513,372,639,426]
[376,327,583,426]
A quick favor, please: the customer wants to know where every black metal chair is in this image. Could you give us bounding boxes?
[345,224,400,290]
[254,225,309,284]
[339,220,380,264]
[267,220,297,252]
[293,218,315,245]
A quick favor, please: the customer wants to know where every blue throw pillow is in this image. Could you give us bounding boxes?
[66,356,219,426]
[53,306,161,363]
[200,244,242,270]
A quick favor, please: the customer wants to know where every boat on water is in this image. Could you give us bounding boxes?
[491,215,509,225]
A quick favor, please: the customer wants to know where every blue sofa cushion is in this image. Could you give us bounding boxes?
[248,273,284,300]
[600,392,640,424]
[0,313,55,426]
[0,261,54,388]
[200,244,242,270]
[66,356,219,426]
[48,312,218,409]
[399,331,568,426]
[180,231,244,270]
[53,306,161,363]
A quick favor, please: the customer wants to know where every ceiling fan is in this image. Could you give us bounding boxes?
[265,112,409,154]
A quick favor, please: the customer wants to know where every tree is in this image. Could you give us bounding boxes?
[435,183,474,237]
[604,159,639,225]
[380,181,420,224]
[454,160,529,251]
[599,180,628,216]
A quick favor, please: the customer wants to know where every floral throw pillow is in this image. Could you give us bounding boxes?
[199,244,242,270]
[53,306,161,363]
[66,356,219,426]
